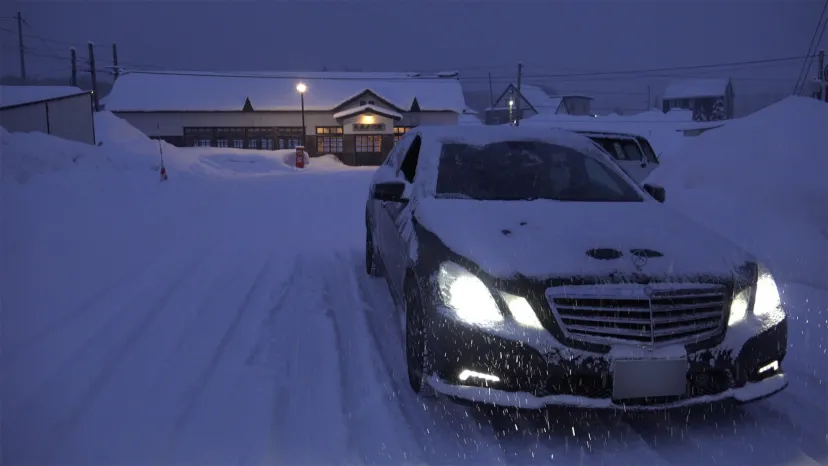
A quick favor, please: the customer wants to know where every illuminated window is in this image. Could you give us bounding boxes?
[216,139,228,148]
[233,139,244,148]
[393,126,413,143]
[355,135,382,152]
[247,139,258,149]
[195,139,211,147]
[316,127,344,153]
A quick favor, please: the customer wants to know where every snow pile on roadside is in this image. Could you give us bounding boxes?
[94,111,174,155]
[647,96,828,287]
[0,127,155,183]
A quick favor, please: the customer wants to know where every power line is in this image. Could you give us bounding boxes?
[794,0,828,93]
[119,55,814,83]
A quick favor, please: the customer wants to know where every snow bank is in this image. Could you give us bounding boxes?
[647,96,828,287]
[0,127,156,183]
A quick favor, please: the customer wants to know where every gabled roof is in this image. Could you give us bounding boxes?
[105,71,468,113]
[487,84,564,114]
[0,85,89,109]
[332,104,402,121]
[662,78,731,100]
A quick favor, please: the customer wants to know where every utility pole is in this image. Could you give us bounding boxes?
[17,12,26,81]
[515,62,523,126]
[112,43,120,80]
[487,72,494,109]
[70,47,77,86]
[88,42,100,111]
[819,50,825,81]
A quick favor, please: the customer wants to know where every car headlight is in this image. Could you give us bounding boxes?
[500,291,544,330]
[754,263,781,317]
[437,262,503,325]
[728,262,781,326]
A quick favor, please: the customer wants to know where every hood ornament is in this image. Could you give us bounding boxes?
[631,251,648,270]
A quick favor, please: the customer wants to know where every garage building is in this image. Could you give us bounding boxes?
[104,70,470,165]
[0,86,96,145]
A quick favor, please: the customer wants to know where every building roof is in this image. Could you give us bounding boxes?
[332,104,402,120]
[104,71,468,113]
[486,84,565,114]
[0,85,88,109]
[662,78,730,100]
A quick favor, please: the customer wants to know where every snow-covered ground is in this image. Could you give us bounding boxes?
[2,104,826,465]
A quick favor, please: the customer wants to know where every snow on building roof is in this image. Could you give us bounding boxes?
[662,78,730,100]
[105,71,468,113]
[332,104,402,120]
[0,85,88,109]
[486,84,564,113]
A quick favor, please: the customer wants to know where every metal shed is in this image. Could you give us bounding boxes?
[0,86,96,145]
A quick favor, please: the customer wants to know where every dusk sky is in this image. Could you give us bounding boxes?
[2,0,826,112]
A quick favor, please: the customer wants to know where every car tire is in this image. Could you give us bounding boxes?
[365,224,381,277]
[405,278,433,395]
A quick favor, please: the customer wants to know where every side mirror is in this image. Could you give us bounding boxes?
[643,183,666,203]
[373,181,408,203]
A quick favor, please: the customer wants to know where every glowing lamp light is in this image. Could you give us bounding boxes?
[296,82,307,94]
[360,115,375,124]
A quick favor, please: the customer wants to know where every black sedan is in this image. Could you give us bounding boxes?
[364,125,788,410]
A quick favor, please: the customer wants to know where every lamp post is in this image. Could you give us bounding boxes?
[296,82,307,146]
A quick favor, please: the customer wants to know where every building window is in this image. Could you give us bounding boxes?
[261,138,274,150]
[355,135,382,152]
[393,126,413,143]
[316,126,344,153]
[248,139,259,149]
[216,139,228,148]
[195,139,211,147]
[233,139,244,149]
[278,137,303,149]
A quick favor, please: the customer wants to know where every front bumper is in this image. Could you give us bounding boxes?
[425,311,788,410]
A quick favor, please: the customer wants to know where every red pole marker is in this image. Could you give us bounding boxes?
[159,164,168,182]
[295,146,305,169]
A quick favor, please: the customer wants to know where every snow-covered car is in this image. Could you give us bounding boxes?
[573,130,660,184]
[364,125,788,410]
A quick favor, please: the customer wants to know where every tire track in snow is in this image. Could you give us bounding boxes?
[24,242,218,465]
[259,253,353,466]
[49,241,259,465]
[321,250,424,465]
[157,251,281,465]
[349,251,508,465]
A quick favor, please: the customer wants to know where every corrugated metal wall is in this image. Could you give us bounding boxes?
[0,93,95,145]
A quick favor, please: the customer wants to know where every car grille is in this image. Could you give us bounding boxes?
[546,283,728,347]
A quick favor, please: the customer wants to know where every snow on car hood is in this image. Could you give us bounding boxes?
[414,198,754,280]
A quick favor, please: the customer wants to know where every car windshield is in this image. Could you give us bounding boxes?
[436,140,643,202]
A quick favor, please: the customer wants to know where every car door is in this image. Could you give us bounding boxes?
[382,133,422,296]
[374,134,414,290]
[369,141,404,250]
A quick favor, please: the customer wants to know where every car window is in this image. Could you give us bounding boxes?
[382,135,410,169]
[636,137,659,163]
[436,140,642,202]
[397,135,421,184]
[622,141,644,162]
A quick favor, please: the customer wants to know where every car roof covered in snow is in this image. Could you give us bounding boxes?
[104,71,468,113]
[662,78,730,100]
[0,85,89,109]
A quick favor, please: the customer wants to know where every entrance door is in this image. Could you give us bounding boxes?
[355,135,384,165]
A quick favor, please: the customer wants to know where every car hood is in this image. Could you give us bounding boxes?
[414,198,754,281]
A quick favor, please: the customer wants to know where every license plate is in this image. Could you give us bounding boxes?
[612,358,688,400]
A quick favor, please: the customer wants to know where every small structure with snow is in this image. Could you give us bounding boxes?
[661,78,734,121]
[104,70,469,166]
[0,85,95,145]
[484,83,593,125]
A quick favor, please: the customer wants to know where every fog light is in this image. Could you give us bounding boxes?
[758,360,779,375]
[458,369,500,383]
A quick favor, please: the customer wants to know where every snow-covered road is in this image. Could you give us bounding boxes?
[2,164,825,466]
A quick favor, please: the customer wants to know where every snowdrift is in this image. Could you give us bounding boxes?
[1,112,360,182]
[647,96,828,287]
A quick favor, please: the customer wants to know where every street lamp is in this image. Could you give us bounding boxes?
[296,82,307,147]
